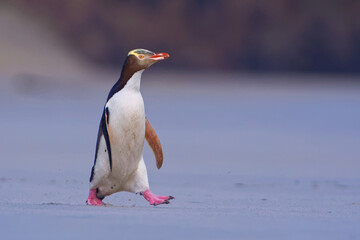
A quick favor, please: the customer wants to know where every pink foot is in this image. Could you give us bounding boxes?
[86,189,104,206]
[141,189,174,206]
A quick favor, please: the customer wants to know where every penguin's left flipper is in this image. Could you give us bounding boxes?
[145,117,163,169]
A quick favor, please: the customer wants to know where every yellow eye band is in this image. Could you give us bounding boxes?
[128,50,138,56]
[128,49,153,56]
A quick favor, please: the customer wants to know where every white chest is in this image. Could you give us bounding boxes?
[105,70,145,130]
[106,89,145,132]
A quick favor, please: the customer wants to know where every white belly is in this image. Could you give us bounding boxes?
[105,89,145,182]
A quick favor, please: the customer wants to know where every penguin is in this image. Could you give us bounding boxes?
[87,49,174,206]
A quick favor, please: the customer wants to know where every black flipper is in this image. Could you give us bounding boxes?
[102,109,112,171]
[89,108,113,182]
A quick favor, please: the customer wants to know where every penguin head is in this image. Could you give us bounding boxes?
[127,49,170,70]
[119,49,169,83]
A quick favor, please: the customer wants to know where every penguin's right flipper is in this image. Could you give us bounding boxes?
[89,109,112,186]
[145,117,163,169]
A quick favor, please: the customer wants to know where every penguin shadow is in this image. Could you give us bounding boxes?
[87,203,168,208]
[40,202,119,208]
[85,201,176,209]
[41,202,63,206]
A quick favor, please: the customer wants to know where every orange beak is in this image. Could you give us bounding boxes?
[149,52,170,61]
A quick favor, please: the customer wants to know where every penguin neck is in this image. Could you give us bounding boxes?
[123,70,144,92]
[107,70,144,101]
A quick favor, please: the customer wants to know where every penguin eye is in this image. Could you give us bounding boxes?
[138,54,145,60]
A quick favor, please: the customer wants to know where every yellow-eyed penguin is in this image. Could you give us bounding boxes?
[87,49,174,206]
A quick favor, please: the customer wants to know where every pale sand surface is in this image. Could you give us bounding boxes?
[0,73,359,239]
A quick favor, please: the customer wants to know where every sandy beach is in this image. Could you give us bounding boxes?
[0,71,359,239]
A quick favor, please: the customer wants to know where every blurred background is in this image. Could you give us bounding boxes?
[0,0,359,180]
[2,0,360,73]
